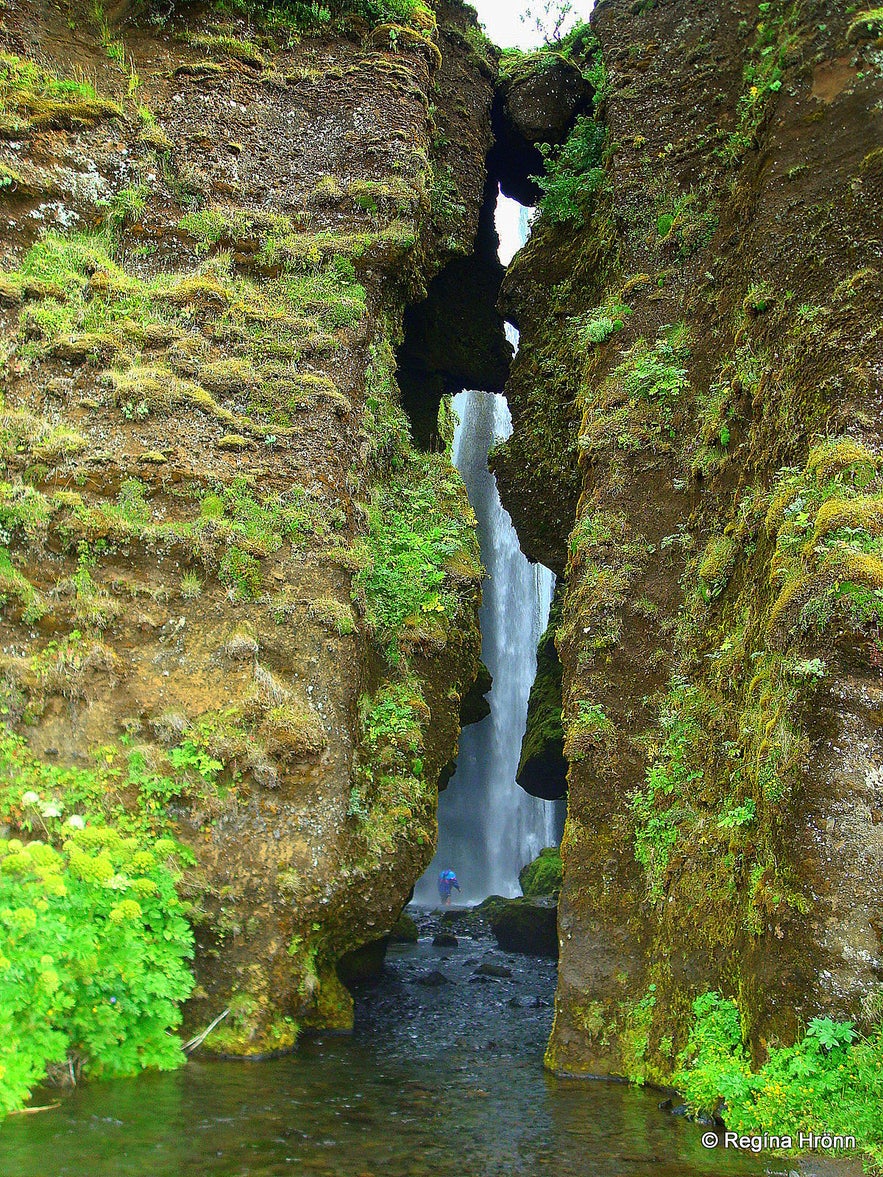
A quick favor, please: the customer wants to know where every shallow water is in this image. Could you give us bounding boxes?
[1,915,770,1177]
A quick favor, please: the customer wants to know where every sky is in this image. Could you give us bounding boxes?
[471,1,597,257]
[469,0,596,51]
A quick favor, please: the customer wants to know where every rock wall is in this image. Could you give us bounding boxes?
[0,0,499,1052]
[496,0,883,1079]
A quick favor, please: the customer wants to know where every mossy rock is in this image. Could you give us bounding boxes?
[517,593,567,800]
[337,936,389,985]
[389,912,418,943]
[519,847,562,898]
[487,896,558,959]
[459,659,492,726]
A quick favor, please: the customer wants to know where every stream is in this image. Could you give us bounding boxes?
[1,911,773,1177]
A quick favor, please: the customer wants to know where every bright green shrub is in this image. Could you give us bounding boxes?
[533,116,606,224]
[676,992,883,1165]
[0,828,193,1115]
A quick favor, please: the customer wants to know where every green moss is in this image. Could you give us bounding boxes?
[0,547,45,623]
[617,985,657,1084]
[806,438,879,485]
[847,7,883,39]
[698,534,738,600]
[203,992,299,1057]
[188,34,266,68]
[565,699,616,764]
[350,680,432,861]
[307,596,356,635]
[0,52,122,137]
[765,447,883,636]
[355,354,480,664]
[519,847,563,897]
[653,190,718,259]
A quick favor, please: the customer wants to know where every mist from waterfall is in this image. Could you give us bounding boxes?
[413,389,563,904]
[412,190,562,905]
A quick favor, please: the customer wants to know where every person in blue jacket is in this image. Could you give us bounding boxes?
[437,869,460,905]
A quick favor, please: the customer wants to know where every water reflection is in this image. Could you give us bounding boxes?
[1,941,767,1177]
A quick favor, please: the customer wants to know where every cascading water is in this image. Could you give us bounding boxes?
[414,388,561,904]
[414,194,563,904]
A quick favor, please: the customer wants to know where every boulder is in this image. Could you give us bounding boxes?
[519,847,563,898]
[460,659,493,726]
[487,896,558,959]
[389,912,419,943]
[501,55,593,145]
[474,961,512,978]
[415,970,451,987]
[517,592,567,801]
[337,936,389,985]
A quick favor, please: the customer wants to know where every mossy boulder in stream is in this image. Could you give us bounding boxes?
[478,895,558,959]
[519,848,563,898]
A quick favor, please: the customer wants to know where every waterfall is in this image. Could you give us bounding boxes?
[414,387,562,904]
[412,191,561,906]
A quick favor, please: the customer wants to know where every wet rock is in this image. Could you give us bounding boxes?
[440,909,472,927]
[516,592,567,802]
[432,932,459,947]
[337,937,389,985]
[459,660,493,726]
[500,55,593,145]
[487,896,558,959]
[389,913,419,944]
[414,970,451,987]
[473,962,512,979]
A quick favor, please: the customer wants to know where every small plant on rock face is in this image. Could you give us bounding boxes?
[716,798,756,828]
[533,116,607,225]
[180,571,202,599]
[572,299,632,347]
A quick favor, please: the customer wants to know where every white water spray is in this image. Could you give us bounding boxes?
[414,191,561,906]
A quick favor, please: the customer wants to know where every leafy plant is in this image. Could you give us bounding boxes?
[717,798,756,828]
[572,299,631,347]
[0,819,193,1115]
[533,116,606,224]
[676,992,883,1165]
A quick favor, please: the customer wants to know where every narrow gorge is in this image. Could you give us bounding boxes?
[0,0,881,1172]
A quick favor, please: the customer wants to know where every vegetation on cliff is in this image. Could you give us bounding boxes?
[0,736,194,1114]
[499,0,883,1165]
[676,993,883,1165]
[0,0,490,1091]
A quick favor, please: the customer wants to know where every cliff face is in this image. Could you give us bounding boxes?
[497,0,883,1078]
[0,0,500,1052]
